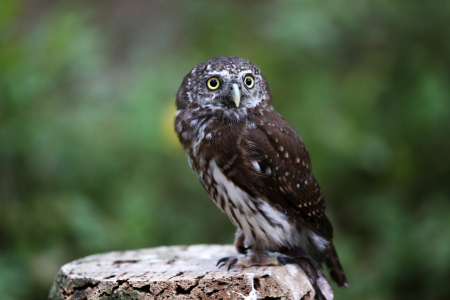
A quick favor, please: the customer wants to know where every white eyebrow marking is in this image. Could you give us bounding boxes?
[238,70,253,77]
[209,70,230,78]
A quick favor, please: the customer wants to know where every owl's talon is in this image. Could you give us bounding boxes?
[277,256,287,266]
[228,258,239,270]
[216,257,240,269]
[216,254,284,270]
[216,257,230,267]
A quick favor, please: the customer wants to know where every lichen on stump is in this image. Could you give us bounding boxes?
[49,245,315,300]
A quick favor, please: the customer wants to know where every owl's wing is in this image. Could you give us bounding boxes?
[241,112,333,239]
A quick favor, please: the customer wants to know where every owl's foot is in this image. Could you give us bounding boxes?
[216,254,286,271]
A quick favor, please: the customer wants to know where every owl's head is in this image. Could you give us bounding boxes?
[176,56,271,120]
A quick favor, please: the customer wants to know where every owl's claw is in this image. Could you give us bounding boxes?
[216,257,230,267]
[216,257,245,269]
[216,254,286,270]
[228,258,238,271]
[277,256,287,266]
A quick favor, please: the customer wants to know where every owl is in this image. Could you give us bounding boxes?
[174,56,347,299]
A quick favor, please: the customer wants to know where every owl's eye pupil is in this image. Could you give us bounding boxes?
[210,79,218,87]
[246,78,252,86]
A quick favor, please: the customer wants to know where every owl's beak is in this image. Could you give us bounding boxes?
[229,83,241,107]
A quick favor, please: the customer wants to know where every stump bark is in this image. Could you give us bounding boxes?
[49,244,315,300]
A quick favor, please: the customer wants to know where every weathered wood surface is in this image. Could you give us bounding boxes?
[49,245,315,300]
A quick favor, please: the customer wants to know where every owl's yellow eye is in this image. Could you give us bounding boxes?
[244,75,255,88]
[207,77,220,90]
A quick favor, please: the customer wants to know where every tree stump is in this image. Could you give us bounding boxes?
[49,244,315,300]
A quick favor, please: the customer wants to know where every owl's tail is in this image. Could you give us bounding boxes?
[324,241,348,288]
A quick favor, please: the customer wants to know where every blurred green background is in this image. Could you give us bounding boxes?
[1,0,450,299]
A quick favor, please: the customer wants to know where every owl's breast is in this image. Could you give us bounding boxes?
[175,112,246,172]
[202,160,301,251]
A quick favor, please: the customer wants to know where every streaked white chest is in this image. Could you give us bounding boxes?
[204,161,300,250]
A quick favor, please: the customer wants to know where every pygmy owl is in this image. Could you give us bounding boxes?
[174,56,347,299]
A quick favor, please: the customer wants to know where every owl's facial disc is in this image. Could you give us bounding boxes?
[207,74,241,107]
[177,57,271,118]
[205,70,256,108]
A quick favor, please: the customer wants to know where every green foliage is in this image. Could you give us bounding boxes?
[1,1,450,299]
